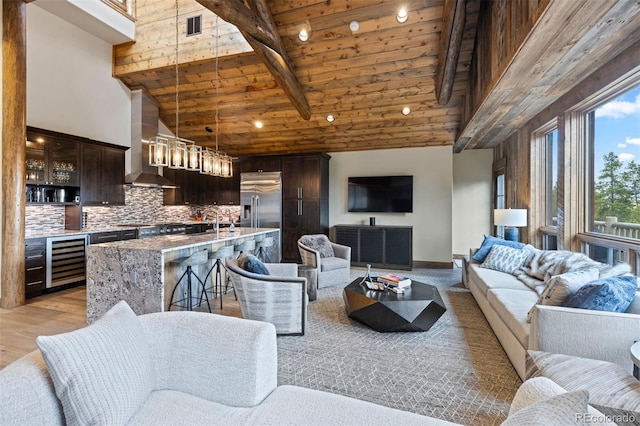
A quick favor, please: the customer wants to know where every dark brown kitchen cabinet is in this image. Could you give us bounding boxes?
[81,144,126,206]
[281,154,330,262]
[240,156,282,173]
[25,238,46,299]
[26,127,80,187]
[164,169,240,206]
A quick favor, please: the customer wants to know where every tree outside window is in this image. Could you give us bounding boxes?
[589,85,640,240]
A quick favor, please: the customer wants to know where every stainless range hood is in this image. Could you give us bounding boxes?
[125,89,178,188]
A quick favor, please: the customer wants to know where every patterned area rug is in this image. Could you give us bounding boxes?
[276,268,522,425]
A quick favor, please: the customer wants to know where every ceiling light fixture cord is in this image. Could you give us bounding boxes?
[215,15,219,153]
[175,0,179,139]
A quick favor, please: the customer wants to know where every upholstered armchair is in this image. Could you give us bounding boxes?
[297,234,351,289]
[226,258,308,335]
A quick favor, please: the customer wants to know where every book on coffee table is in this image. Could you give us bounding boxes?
[377,274,411,288]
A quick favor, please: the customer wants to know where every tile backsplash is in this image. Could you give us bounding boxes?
[25,186,241,232]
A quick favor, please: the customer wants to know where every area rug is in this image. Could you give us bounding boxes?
[276,268,522,425]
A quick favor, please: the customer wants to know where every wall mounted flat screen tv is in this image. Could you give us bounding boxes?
[348,175,413,213]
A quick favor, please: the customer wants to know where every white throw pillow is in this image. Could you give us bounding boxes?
[37,301,156,425]
[502,389,589,425]
[540,268,600,306]
[481,245,529,275]
[527,268,600,322]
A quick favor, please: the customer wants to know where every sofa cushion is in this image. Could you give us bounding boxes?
[320,256,350,272]
[472,235,525,263]
[238,254,270,275]
[469,264,530,297]
[487,288,538,347]
[563,275,637,312]
[300,234,335,258]
[36,301,156,425]
[502,389,590,426]
[481,245,529,275]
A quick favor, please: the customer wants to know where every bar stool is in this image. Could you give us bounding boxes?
[234,239,256,258]
[168,250,211,312]
[202,245,234,309]
[255,236,274,262]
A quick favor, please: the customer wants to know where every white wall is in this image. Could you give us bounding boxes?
[26,5,130,148]
[328,147,453,264]
[452,149,493,255]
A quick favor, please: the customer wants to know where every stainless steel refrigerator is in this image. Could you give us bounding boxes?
[240,171,282,259]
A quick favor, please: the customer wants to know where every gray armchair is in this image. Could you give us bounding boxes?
[298,234,351,289]
[226,259,308,335]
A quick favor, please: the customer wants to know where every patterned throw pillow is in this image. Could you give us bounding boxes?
[472,234,525,263]
[481,245,529,275]
[562,275,637,312]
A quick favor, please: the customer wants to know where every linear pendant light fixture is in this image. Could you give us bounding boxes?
[149,0,232,178]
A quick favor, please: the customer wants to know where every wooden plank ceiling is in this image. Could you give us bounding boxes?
[114,0,479,156]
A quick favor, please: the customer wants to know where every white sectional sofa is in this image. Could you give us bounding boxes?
[468,250,640,380]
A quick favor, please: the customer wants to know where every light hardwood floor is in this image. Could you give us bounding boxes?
[0,286,242,369]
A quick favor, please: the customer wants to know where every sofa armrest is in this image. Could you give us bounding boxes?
[469,248,480,264]
[331,242,351,261]
[298,243,320,268]
[266,262,298,277]
[138,311,277,407]
[529,305,640,374]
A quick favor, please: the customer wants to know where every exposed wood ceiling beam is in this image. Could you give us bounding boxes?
[195,0,311,120]
[195,0,279,51]
[435,0,465,105]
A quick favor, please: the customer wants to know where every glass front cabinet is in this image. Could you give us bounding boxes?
[26,128,80,204]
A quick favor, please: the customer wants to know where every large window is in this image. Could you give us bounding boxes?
[587,85,640,241]
[494,172,505,238]
[545,129,559,227]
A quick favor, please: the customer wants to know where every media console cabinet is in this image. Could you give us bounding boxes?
[333,225,412,270]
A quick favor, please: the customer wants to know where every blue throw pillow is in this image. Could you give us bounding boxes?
[239,254,270,275]
[472,235,525,262]
[562,275,638,312]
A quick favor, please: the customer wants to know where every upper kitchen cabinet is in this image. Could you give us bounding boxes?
[81,143,127,206]
[240,156,282,173]
[26,127,80,186]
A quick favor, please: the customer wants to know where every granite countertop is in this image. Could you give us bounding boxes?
[87,227,279,253]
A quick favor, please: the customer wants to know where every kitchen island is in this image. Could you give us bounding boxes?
[86,227,279,322]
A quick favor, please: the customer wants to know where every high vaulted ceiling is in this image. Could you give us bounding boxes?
[114,0,478,157]
[113,0,640,158]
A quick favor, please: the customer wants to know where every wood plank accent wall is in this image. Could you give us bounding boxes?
[456,0,640,153]
[492,40,640,251]
[113,0,252,77]
[2,0,27,308]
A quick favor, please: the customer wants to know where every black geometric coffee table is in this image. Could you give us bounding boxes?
[343,278,446,332]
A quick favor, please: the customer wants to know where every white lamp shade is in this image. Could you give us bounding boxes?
[494,209,527,227]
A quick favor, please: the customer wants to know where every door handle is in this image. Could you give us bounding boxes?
[256,195,260,228]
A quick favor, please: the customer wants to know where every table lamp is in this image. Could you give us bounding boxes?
[494,209,527,242]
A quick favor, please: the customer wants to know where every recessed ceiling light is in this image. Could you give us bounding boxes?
[254,121,263,129]
[349,21,360,32]
[298,29,309,41]
[397,8,408,23]
[401,107,411,116]
[36,137,45,143]
[326,114,335,123]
